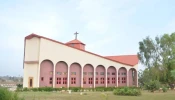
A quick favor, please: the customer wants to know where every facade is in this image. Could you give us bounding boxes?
[23,33,139,88]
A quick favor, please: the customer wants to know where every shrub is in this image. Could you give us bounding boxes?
[145,80,160,92]
[0,87,25,100]
[162,87,168,92]
[113,87,141,96]
[23,87,29,91]
[31,88,38,92]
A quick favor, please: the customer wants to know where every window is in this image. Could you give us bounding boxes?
[57,77,61,84]
[118,77,120,83]
[63,72,67,75]
[107,77,110,84]
[57,72,62,75]
[96,72,98,75]
[63,77,67,84]
[71,44,74,47]
[118,73,120,75]
[100,72,105,75]
[88,72,93,75]
[107,72,110,75]
[122,77,126,83]
[83,77,86,84]
[83,72,87,75]
[121,73,126,76]
[71,72,76,75]
[96,78,98,84]
[71,77,76,84]
[88,78,93,84]
[41,77,44,81]
[100,77,105,84]
[50,71,53,75]
[50,77,52,84]
[112,77,115,84]
[112,73,115,75]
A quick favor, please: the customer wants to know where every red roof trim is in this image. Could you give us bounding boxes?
[25,33,138,66]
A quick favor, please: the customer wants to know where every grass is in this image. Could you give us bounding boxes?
[19,90,175,100]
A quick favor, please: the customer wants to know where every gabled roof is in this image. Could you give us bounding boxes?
[105,55,139,66]
[66,39,85,45]
[25,33,138,66]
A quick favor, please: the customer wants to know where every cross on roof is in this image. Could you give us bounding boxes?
[74,31,79,39]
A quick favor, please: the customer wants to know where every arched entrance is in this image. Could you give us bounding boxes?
[55,61,68,88]
[39,59,54,87]
[118,67,127,87]
[129,68,137,87]
[95,65,105,87]
[107,66,116,87]
[69,63,81,87]
[83,64,94,88]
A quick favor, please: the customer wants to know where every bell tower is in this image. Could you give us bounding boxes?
[65,32,86,50]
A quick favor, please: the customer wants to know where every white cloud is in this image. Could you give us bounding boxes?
[76,0,144,51]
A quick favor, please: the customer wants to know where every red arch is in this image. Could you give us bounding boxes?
[129,68,137,87]
[69,62,82,87]
[83,64,94,88]
[96,65,106,87]
[118,67,127,87]
[55,61,68,88]
[39,59,54,87]
[107,66,116,87]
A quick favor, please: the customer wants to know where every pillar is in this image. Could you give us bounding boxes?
[116,69,118,87]
[94,67,96,88]
[53,65,55,88]
[136,70,138,87]
[81,67,83,88]
[105,68,107,87]
[127,69,129,87]
[67,66,70,88]
[38,63,40,87]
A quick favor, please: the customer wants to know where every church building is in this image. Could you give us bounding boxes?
[23,32,139,88]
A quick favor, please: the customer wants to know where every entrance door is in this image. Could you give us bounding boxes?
[28,77,33,88]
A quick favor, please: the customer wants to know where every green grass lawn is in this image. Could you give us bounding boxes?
[19,90,175,100]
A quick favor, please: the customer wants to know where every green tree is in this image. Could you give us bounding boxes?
[138,32,175,84]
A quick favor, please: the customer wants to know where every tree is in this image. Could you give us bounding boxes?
[138,32,175,84]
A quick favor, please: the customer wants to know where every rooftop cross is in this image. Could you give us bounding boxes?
[74,31,79,39]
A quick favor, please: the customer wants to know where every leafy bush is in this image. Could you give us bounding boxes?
[0,87,25,100]
[31,88,38,92]
[113,87,141,96]
[162,87,168,92]
[23,87,29,91]
[145,80,160,92]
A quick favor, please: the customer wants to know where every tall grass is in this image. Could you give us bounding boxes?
[0,87,25,100]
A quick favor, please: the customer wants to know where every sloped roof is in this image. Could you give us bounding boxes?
[25,33,138,66]
[66,39,85,45]
[105,55,139,66]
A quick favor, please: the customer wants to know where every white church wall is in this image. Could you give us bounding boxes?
[25,37,40,61]
[23,63,39,88]
[39,38,136,71]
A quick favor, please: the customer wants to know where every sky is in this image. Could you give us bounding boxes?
[0,0,175,76]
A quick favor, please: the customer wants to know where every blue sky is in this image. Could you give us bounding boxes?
[0,0,175,76]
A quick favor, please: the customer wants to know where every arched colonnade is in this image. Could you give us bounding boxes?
[39,60,138,88]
